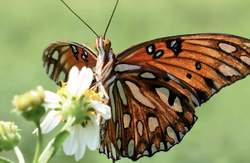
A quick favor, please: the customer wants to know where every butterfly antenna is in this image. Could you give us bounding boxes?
[103,0,119,38]
[61,0,98,37]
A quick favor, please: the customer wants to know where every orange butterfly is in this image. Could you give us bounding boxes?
[42,0,250,161]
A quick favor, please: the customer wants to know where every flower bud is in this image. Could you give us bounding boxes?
[0,121,21,152]
[12,86,45,122]
[12,86,45,111]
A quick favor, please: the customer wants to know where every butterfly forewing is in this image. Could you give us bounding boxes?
[42,41,97,85]
[99,34,250,161]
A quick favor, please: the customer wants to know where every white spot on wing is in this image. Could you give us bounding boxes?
[128,139,135,157]
[117,80,127,105]
[123,114,131,129]
[140,72,156,79]
[173,96,183,112]
[151,144,157,154]
[219,43,237,53]
[240,55,250,66]
[125,81,155,109]
[111,143,116,160]
[115,64,141,72]
[148,117,159,132]
[117,139,121,150]
[160,142,165,150]
[52,50,59,60]
[137,121,143,136]
[219,64,241,77]
[143,150,149,156]
[58,71,66,82]
[189,91,200,106]
[156,87,182,112]
[109,83,116,122]
[48,64,54,76]
[167,73,181,85]
[166,127,179,144]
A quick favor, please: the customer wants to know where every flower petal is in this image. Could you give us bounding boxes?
[90,100,111,120]
[85,115,99,150]
[77,67,93,97]
[74,124,86,161]
[44,91,62,103]
[67,66,79,96]
[33,110,62,134]
[63,126,78,155]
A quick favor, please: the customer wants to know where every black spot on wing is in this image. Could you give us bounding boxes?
[166,39,183,56]
[70,45,79,61]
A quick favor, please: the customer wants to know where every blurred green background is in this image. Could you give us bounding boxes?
[1,0,250,162]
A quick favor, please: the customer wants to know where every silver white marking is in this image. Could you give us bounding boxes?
[104,75,116,87]
[147,45,154,53]
[170,40,177,47]
[137,154,142,159]
[111,143,116,160]
[137,121,143,136]
[179,132,184,140]
[115,64,141,72]
[123,114,131,129]
[99,145,103,152]
[109,83,116,122]
[117,139,121,150]
[143,150,149,156]
[128,139,135,157]
[156,87,183,112]
[189,91,200,106]
[151,144,157,154]
[44,51,48,56]
[154,50,163,58]
[172,96,183,112]
[117,80,127,105]
[58,71,66,82]
[184,127,189,132]
[160,142,165,150]
[140,72,156,79]
[167,142,172,149]
[148,117,159,132]
[240,55,250,66]
[219,64,241,76]
[166,127,179,144]
[125,81,155,109]
[167,73,181,85]
[219,43,237,53]
[48,64,54,76]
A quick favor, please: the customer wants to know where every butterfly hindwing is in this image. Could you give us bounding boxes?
[99,33,250,161]
[42,41,97,85]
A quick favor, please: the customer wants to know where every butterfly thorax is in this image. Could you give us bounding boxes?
[95,36,116,86]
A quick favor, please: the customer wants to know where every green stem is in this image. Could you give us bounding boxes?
[14,146,25,163]
[32,122,42,163]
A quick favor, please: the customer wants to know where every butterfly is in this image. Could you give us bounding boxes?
[42,1,250,162]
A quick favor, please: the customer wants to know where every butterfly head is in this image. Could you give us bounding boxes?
[95,36,112,52]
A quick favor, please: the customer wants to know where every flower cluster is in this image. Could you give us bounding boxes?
[34,66,111,161]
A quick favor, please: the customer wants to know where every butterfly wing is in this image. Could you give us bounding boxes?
[42,41,97,85]
[99,33,250,161]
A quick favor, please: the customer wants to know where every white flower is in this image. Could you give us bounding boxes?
[33,66,111,161]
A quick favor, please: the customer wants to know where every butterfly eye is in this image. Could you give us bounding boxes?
[103,38,111,51]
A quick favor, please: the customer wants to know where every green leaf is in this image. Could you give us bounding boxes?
[83,101,91,108]
[0,157,15,163]
[38,130,70,163]
[87,107,95,112]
